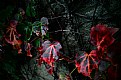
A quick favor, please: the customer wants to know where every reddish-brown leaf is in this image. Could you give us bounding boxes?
[5,20,21,46]
[26,43,32,57]
[75,50,99,77]
[38,40,62,67]
[90,24,119,53]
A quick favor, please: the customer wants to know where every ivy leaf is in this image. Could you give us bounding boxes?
[40,17,49,36]
[17,22,32,41]
[75,50,99,77]
[41,40,62,66]
[90,24,119,54]
[32,21,42,36]
[37,40,62,74]
[24,22,32,41]
[5,20,21,44]
[40,17,49,25]
[25,43,32,57]
[34,38,41,48]
[26,2,36,17]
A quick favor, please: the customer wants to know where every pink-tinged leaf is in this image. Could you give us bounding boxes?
[5,20,21,46]
[13,40,22,54]
[26,43,32,57]
[27,50,32,57]
[41,40,62,66]
[75,61,81,73]
[75,50,99,77]
[18,48,22,54]
[90,24,119,53]
[10,20,18,27]
[108,28,119,35]
[42,40,51,50]
[5,35,22,54]
[75,54,81,73]
[37,40,62,74]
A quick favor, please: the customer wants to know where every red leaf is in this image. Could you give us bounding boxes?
[13,40,22,54]
[10,20,18,27]
[37,47,43,55]
[5,20,21,45]
[41,40,62,66]
[90,24,119,53]
[75,50,99,77]
[26,43,32,57]
[37,47,44,66]
[5,35,22,54]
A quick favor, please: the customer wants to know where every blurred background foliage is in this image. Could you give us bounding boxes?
[0,0,121,80]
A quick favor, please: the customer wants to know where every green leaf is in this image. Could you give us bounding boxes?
[34,38,41,47]
[24,22,33,41]
[43,32,50,40]
[32,21,42,33]
[26,4,31,17]
[17,22,32,41]
[26,2,36,17]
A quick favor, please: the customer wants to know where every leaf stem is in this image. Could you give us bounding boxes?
[30,37,40,43]
[69,67,77,75]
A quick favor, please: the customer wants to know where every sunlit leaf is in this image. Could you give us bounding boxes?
[75,50,99,77]
[41,40,62,66]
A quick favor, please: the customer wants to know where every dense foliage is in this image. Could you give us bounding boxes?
[0,0,121,80]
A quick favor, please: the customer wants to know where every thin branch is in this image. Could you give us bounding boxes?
[49,29,70,33]
[75,13,92,20]
[48,16,62,20]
